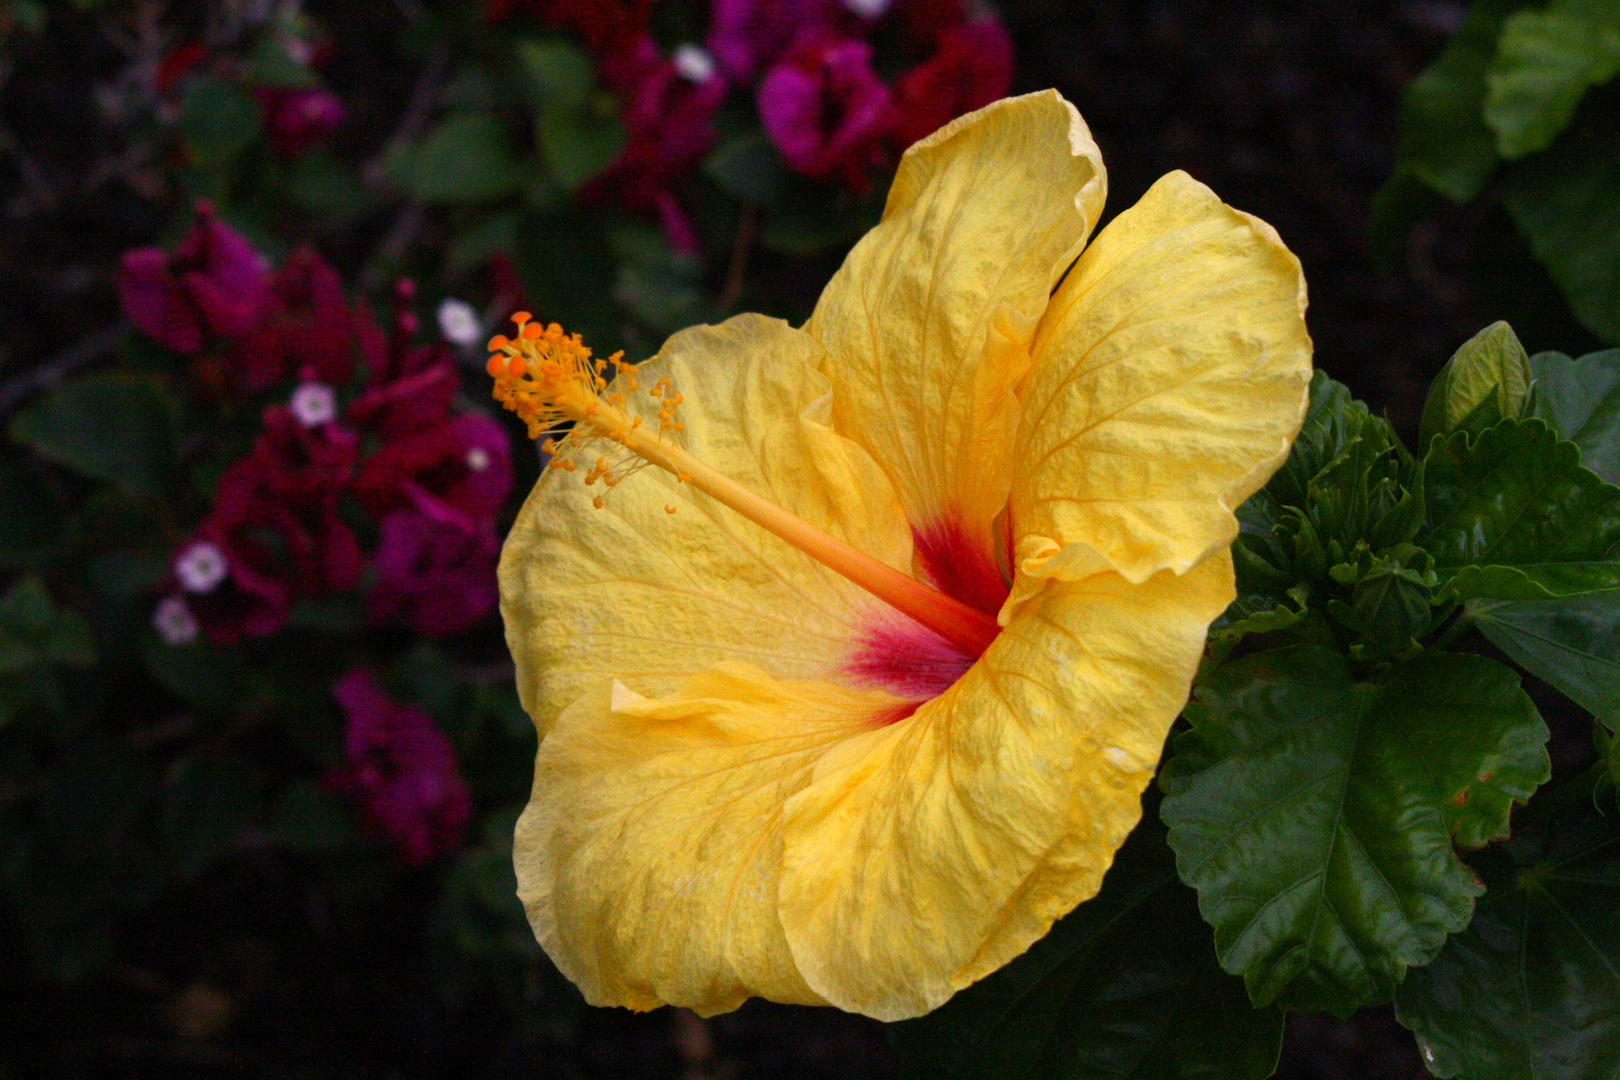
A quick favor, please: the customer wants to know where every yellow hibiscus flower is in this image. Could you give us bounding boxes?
[494,90,1311,1022]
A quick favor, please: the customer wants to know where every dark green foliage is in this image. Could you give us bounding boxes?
[1418,419,1620,600]
[1380,0,1620,344]
[7,372,179,493]
[1395,802,1620,1080]
[1162,648,1548,1014]
[890,816,1282,1080]
[1530,348,1620,485]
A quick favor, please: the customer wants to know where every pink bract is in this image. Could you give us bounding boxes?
[757,31,893,190]
[118,203,270,355]
[330,669,472,866]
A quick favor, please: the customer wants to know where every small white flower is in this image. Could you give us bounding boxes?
[153,595,199,645]
[466,446,492,472]
[290,381,338,427]
[175,541,228,594]
[673,43,716,84]
[842,0,892,19]
[437,298,483,347]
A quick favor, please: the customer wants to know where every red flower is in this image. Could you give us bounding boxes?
[236,248,356,391]
[329,669,472,866]
[255,86,345,155]
[891,20,1013,148]
[353,414,513,525]
[757,31,894,191]
[118,203,270,355]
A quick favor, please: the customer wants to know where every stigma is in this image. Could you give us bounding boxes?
[488,315,1000,659]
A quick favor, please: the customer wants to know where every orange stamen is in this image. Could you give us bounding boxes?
[487,315,999,658]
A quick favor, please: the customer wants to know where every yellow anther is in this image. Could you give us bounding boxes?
[665,505,677,514]
[593,495,605,509]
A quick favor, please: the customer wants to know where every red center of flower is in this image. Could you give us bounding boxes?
[846,513,1011,711]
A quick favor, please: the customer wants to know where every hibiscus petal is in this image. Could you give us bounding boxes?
[515,663,907,1014]
[498,313,914,732]
[1008,170,1311,614]
[803,90,1106,569]
[776,554,1234,1019]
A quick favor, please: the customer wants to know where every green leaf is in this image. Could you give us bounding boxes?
[1267,372,1394,510]
[143,636,249,714]
[0,576,96,674]
[1485,0,1620,160]
[1501,126,1620,344]
[270,780,356,853]
[162,752,263,879]
[1471,590,1620,729]
[285,150,376,222]
[446,209,521,273]
[704,132,795,207]
[7,372,178,492]
[1529,348,1620,484]
[516,38,624,193]
[1420,321,1532,445]
[178,76,262,164]
[1388,0,1522,202]
[1420,418,1620,599]
[889,817,1282,1080]
[1161,647,1549,1013]
[539,108,624,194]
[391,112,522,204]
[1394,803,1620,1080]
[0,457,68,568]
[514,38,596,116]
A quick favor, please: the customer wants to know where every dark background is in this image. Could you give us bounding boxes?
[2,1,1592,1076]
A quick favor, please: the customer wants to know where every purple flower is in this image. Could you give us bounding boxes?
[255,87,345,155]
[118,203,270,355]
[329,669,472,866]
[757,31,894,190]
[367,509,502,638]
[706,0,844,84]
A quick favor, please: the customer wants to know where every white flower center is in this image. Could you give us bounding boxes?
[437,298,482,347]
[175,541,228,593]
[290,381,337,426]
[842,0,892,18]
[673,44,716,84]
[153,595,199,644]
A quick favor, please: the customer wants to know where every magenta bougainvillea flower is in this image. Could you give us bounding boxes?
[369,509,504,638]
[236,248,356,391]
[354,414,512,524]
[891,20,1013,147]
[706,0,845,84]
[355,413,512,637]
[255,87,346,155]
[757,31,893,190]
[329,669,472,866]
[581,45,727,253]
[118,203,270,355]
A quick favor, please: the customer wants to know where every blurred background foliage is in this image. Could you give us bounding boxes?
[0,0,1615,1077]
